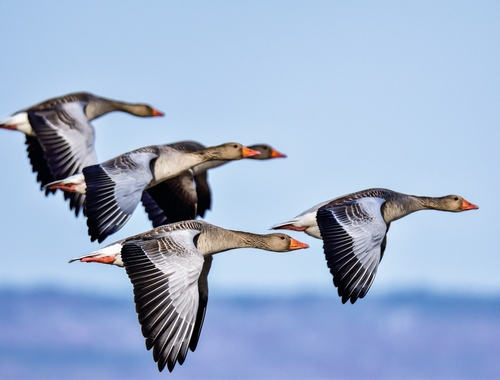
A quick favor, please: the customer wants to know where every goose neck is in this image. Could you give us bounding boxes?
[86,98,149,120]
[85,97,119,120]
[149,150,203,186]
[385,193,456,223]
[196,228,267,256]
[382,194,426,223]
[415,196,453,211]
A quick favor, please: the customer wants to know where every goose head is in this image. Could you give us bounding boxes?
[117,102,164,117]
[135,104,164,117]
[207,143,261,160]
[433,195,479,212]
[258,233,310,252]
[247,144,287,159]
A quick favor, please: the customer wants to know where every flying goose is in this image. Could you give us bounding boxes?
[272,188,479,304]
[46,143,260,242]
[69,220,309,372]
[0,92,164,216]
[140,141,287,227]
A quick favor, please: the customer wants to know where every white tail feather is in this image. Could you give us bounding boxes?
[45,173,87,194]
[0,112,34,135]
[69,243,124,267]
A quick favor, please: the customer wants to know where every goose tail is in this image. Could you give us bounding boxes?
[69,242,124,267]
[45,173,87,194]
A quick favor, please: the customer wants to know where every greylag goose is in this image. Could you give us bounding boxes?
[0,92,164,216]
[272,188,479,304]
[140,141,287,226]
[46,143,260,242]
[69,220,309,372]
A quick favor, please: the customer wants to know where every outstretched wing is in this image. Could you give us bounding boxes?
[141,171,198,227]
[141,190,171,227]
[193,171,211,218]
[84,151,157,242]
[24,135,56,195]
[140,170,212,227]
[121,229,204,372]
[189,256,212,351]
[28,102,97,216]
[317,197,388,304]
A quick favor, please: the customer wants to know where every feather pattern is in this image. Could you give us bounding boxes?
[1,91,163,216]
[143,171,198,227]
[24,135,56,196]
[317,197,387,304]
[76,219,308,372]
[122,229,203,372]
[140,141,284,227]
[83,150,157,242]
[138,141,213,226]
[141,191,172,227]
[273,187,478,304]
[28,103,97,216]
[70,142,257,242]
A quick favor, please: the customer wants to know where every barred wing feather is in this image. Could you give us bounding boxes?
[142,171,197,227]
[122,229,204,372]
[317,197,387,304]
[84,151,157,242]
[28,102,97,216]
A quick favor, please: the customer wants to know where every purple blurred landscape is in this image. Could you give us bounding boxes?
[0,288,499,379]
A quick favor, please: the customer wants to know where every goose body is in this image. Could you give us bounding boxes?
[46,143,260,242]
[141,141,287,227]
[69,220,309,372]
[272,188,479,304]
[0,92,164,216]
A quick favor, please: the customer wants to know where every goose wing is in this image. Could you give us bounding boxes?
[141,171,198,227]
[141,191,170,227]
[189,256,212,351]
[28,101,97,216]
[24,136,56,195]
[141,171,212,227]
[121,229,204,372]
[193,171,211,218]
[163,141,212,218]
[316,197,388,304]
[83,150,157,242]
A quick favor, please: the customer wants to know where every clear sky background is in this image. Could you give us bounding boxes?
[0,1,497,299]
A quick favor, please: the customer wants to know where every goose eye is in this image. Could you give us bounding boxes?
[280,236,285,240]
[233,144,238,148]
[454,197,459,201]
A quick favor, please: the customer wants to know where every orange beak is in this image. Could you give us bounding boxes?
[461,199,479,211]
[270,148,287,158]
[289,238,309,251]
[242,146,261,158]
[152,108,165,117]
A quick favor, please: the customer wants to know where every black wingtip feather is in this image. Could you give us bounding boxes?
[146,181,197,225]
[26,115,88,217]
[141,191,171,227]
[194,172,211,218]
[122,242,193,373]
[84,165,132,242]
[24,135,57,194]
[317,208,366,304]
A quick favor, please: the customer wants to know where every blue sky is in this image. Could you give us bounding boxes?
[0,1,498,299]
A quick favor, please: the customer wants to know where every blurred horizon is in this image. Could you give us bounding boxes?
[1,287,499,379]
